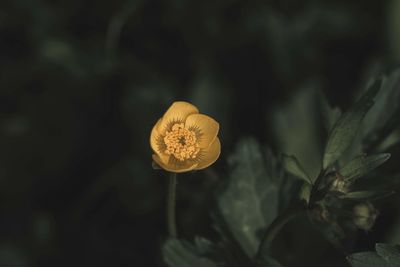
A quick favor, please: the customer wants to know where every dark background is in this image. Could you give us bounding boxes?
[1,0,400,266]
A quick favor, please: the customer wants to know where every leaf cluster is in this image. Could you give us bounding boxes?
[163,68,400,267]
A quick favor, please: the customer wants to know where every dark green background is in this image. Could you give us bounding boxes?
[1,0,400,266]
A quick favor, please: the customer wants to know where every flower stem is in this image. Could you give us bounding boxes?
[167,172,178,238]
[256,201,305,260]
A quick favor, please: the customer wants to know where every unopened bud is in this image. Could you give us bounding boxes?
[353,202,378,231]
[329,172,350,194]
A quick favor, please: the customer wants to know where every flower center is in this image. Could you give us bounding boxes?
[163,123,200,161]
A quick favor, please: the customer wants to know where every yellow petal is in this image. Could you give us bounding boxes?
[185,114,219,148]
[152,154,198,173]
[195,137,221,170]
[158,101,199,134]
[150,118,162,153]
[150,118,171,164]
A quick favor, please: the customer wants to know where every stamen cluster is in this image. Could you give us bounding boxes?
[163,123,200,161]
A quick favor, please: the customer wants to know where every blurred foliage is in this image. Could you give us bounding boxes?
[217,138,287,258]
[1,0,400,266]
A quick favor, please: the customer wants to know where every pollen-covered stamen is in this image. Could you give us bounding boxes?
[163,123,200,161]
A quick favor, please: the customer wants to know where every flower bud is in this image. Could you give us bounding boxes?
[329,172,350,194]
[352,202,378,231]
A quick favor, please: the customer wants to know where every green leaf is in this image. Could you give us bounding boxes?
[299,183,312,203]
[163,238,218,267]
[282,154,312,184]
[363,69,400,148]
[256,256,284,267]
[348,252,390,267]
[340,153,391,181]
[319,91,342,133]
[348,243,400,267]
[339,190,394,200]
[376,243,400,263]
[217,138,281,258]
[323,79,381,169]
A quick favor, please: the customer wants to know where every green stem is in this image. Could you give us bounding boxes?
[309,169,327,204]
[167,173,178,238]
[256,201,305,260]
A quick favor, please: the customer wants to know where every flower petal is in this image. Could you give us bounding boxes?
[152,154,198,173]
[158,101,199,134]
[195,137,221,170]
[150,118,171,164]
[185,114,219,148]
[150,118,162,153]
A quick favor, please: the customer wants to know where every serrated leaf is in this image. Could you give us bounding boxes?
[340,153,391,181]
[348,251,390,267]
[339,190,394,200]
[218,138,281,258]
[376,243,400,263]
[348,243,400,267]
[163,239,218,267]
[282,154,312,184]
[323,79,381,169]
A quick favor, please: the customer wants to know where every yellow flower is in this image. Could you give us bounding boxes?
[150,101,220,173]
